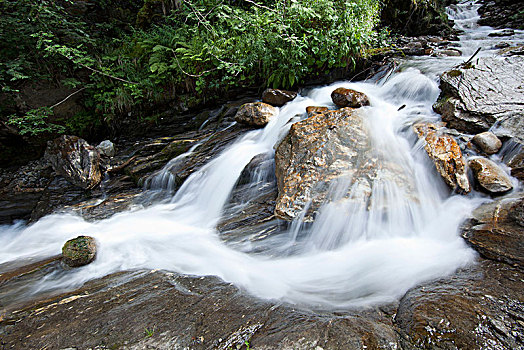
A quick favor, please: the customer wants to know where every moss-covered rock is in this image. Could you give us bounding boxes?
[62,236,97,267]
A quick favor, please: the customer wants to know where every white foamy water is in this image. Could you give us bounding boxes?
[0,0,516,309]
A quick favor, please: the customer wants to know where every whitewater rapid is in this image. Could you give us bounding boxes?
[1,0,518,309]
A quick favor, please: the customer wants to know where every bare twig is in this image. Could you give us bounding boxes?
[50,87,87,109]
[77,63,140,85]
[463,47,481,65]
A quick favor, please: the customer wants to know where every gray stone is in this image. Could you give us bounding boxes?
[434,57,524,140]
[96,140,115,157]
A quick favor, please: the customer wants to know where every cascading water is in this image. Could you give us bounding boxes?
[0,1,519,310]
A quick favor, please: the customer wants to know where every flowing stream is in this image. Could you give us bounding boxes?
[1,1,521,310]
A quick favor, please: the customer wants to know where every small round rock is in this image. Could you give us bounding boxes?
[472,132,502,155]
[62,236,97,267]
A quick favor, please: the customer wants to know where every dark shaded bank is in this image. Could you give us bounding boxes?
[478,0,524,30]
[381,0,455,36]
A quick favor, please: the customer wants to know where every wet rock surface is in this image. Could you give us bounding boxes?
[396,260,524,349]
[218,153,284,250]
[461,193,524,267]
[275,108,415,221]
[434,56,524,138]
[0,270,399,350]
[331,87,370,108]
[0,159,53,224]
[45,135,102,189]
[261,89,297,107]
[413,123,470,193]
[469,157,513,194]
[306,106,329,117]
[234,102,279,128]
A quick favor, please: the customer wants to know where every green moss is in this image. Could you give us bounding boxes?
[447,70,462,77]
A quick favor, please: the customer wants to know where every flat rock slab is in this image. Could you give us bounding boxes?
[396,259,524,349]
[0,270,399,349]
[434,56,524,138]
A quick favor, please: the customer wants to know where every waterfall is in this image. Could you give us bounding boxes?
[0,0,517,310]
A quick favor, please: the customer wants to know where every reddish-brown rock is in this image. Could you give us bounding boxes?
[331,87,370,108]
[305,106,329,117]
[413,123,470,193]
[261,89,297,107]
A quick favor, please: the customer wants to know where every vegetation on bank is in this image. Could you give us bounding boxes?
[0,0,385,140]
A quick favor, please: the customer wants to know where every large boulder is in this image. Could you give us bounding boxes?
[62,235,97,267]
[469,157,513,194]
[234,102,279,128]
[331,87,370,108]
[261,89,297,107]
[274,108,414,221]
[45,135,102,189]
[413,123,470,193]
[434,57,524,139]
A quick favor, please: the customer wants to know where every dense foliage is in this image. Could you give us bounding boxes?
[0,0,385,138]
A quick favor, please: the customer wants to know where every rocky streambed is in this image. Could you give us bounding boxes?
[1,1,524,349]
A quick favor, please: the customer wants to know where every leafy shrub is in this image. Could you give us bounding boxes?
[1,0,386,138]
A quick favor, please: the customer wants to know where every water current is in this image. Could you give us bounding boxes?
[1,0,522,310]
